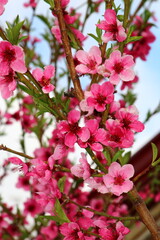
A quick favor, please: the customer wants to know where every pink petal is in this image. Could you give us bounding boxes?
[11,59,27,73]
[65,132,77,147]
[120,69,135,82]
[75,64,92,74]
[13,45,24,59]
[77,127,90,142]
[89,142,103,152]
[104,9,116,24]
[44,65,55,79]
[108,162,121,176]
[109,73,120,85]
[121,164,134,179]
[76,50,90,64]
[0,61,9,75]
[89,46,102,65]
[90,83,100,96]
[68,109,80,124]
[121,55,135,68]
[42,84,55,93]
[32,68,43,81]
[102,32,114,43]
[86,119,98,134]
[121,180,133,193]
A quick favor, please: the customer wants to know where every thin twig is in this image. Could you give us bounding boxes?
[0,144,33,159]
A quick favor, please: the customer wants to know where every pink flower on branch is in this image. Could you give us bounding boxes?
[32,65,55,93]
[0,41,27,75]
[78,119,106,152]
[103,162,134,196]
[57,109,90,148]
[99,221,130,240]
[105,50,135,85]
[71,153,91,180]
[86,81,114,112]
[75,46,102,74]
[23,0,37,8]
[0,69,17,99]
[96,9,127,43]
[102,119,134,148]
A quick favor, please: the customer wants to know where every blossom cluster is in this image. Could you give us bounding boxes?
[0,0,158,240]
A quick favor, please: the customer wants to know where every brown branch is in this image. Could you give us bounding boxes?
[0,144,33,159]
[128,186,160,240]
[54,0,84,101]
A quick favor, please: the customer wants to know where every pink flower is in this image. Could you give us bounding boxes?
[0,0,8,15]
[57,109,90,148]
[103,119,134,148]
[78,119,106,152]
[86,81,114,112]
[75,46,102,74]
[99,221,130,240]
[40,221,58,239]
[32,65,55,93]
[7,157,28,174]
[24,0,37,8]
[103,162,134,196]
[105,50,135,85]
[0,41,27,75]
[96,9,127,43]
[16,176,30,191]
[0,69,17,99]
[85,177,109,194]
[71,153,91,180]
[60,222,84,240]
[23,198,42,217]
[115,105,144,133]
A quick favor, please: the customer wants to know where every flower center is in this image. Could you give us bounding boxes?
[111,134,121,143]
[114,175,125,185]
[96,94,106,105]
[113,62,124,74]
[40,76,50,87]
[3,48,16,63]
[122,118,131,129]
[108,23,118,34]
[87,59,96,70]
[69,122,80,134]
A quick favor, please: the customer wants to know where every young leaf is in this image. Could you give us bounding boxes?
[58,176,66,193]
[112,150,124,163]
[151,142,158,163]
[54,198,70,224]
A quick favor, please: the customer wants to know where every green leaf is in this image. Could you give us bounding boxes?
[151,142,158,163]
[5,15,25,45]
[103,148,111,165]
[152,158,160,167]
[36,14,52,29]
[112,150,124,163]
[88,33,100,43]
[121,151,131,165]
[44,0,54,9]
[58,176,66,193]
[126,36,143,44]
[96,20,102,39]
[54,198,70,224]
[18,84,35,96]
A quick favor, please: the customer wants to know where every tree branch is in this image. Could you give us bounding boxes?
[54,0,84,101]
